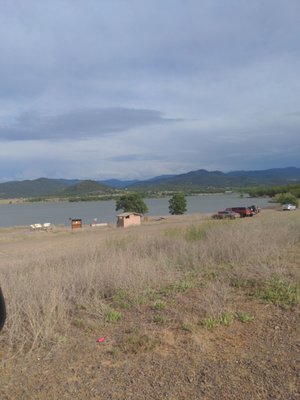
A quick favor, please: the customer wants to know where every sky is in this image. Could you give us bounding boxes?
[0,0,299,182]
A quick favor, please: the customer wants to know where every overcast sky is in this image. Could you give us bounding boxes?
[0,0,299,181]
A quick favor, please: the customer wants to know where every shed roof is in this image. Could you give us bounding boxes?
[117,212,142,217]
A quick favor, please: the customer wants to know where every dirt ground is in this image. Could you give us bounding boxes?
[0,213,299,399]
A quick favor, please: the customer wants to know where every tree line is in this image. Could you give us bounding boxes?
[248,184,300,206]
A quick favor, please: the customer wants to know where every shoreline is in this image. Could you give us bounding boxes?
[0,208,282,232]
[0,191,270,205]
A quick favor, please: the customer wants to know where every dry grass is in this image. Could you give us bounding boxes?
[0,210,299,355]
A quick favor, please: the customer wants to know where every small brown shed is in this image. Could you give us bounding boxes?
[116,212,142,228]
[71,218,82,229]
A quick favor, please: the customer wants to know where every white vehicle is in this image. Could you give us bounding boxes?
[282,203,297,211]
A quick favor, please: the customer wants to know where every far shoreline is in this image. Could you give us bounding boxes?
[0,191,267,205]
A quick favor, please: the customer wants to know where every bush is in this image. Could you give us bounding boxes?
[256,278,300,309]
[273,192,298,206]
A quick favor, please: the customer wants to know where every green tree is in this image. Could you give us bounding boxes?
[169,192,187,215]
[273,192,298,206]
[116,193,148,214]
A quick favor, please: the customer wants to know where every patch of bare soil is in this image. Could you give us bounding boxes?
[1,286,299,400]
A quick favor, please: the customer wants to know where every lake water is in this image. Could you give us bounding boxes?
[0,194,271,228]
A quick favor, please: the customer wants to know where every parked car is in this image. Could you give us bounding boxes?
[226,207,253,217]
[282,203,297,211]
[212,210,240,220]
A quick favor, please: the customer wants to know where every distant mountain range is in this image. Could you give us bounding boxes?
[0,167,299,198]
[100,179,140,188]
[101,174,176,189]
[128,167,300,191]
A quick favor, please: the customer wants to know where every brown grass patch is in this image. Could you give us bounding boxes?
[0,210,299,355]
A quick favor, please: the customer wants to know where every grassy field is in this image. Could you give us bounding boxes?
[0,210,299,399]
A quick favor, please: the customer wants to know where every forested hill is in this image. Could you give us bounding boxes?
[0,178,113,199]
[0,178,79,198]
[0,167,300,198]
[128,167,300,191]
[61,180,114,195]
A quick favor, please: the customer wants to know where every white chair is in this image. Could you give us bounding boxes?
[42,223,52,230]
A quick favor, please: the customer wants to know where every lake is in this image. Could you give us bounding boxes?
[0,194,271,228]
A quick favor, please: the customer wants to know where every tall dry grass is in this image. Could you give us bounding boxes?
[0,210,299,354]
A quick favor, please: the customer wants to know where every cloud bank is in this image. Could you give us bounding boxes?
[0,0,299,180]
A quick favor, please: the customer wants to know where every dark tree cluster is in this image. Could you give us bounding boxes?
[116,193,148,214]
[169,192,187,215]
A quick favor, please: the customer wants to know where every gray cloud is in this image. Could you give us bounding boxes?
[108,154,165,162]
[0,108,177,141]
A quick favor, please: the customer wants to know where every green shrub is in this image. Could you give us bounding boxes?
[181,323,193,332]
[256,278,300,309]
[235,312,255,323]
[105,308,122,323]
[219,312,233,326]
[152,300,166,310]
[273,192,298,206]
[201,313,233,330]
[201,317,219,330]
